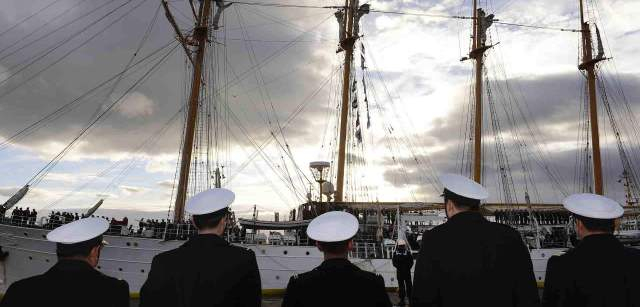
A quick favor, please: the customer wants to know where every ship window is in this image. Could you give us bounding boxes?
[45,259,49,263]
[97,266,101,269]
[283,250,288,255]
[141,269,145,273]
[391,277,395,282]
[134,242,139,247]
[126,242,131,247]
[28,256,32,260]
[23,232,28,237]
[305,251,310,256]
[118,268,123,271]
[542,253,546,257]
[41,235,46,239]
[261,249,266,254]
[276,275,280,280]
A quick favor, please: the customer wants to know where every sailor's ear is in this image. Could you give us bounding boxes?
[87,245,102,268]
[346,239,354,251]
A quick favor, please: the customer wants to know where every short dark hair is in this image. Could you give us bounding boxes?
[443,189,480,210]
[56,236,103,258]
[575,214,615,233]
[192,208,229,229]
[316,239,351,254]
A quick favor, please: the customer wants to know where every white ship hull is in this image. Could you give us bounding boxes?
[0,223,562,294]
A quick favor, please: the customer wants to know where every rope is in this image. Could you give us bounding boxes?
[28,44,178,186]
[0,0,66,39]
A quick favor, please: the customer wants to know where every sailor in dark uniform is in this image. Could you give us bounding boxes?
[392,239,414,306]
[281,211,391,307]
[542,193,640,307]
[140,188,261,307]
[411,173,539,307]
[0,217,129,307]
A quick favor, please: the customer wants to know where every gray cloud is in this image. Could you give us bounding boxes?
[381,72,640,203]
[0,0,338,159]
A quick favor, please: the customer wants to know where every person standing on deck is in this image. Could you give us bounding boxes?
[542,193,640,307]
[411,173,539,307]
[281,211,392,307]
[392,239,414,306]
[0,218,130,307]
[139,188,261,307]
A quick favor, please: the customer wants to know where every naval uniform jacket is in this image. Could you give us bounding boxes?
[392,248,414,277]
[542,233,640,307]
[411,211,539,307]
[281,258,392,307]
[139,234,261,307]
[0,259,129,307]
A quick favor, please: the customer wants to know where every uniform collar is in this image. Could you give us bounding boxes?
[578,233,621,248]
[447,210,485,223]
[184,233,229,247]
[49,259,95,273]
[319,258,355,269]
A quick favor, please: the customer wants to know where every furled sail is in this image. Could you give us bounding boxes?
[595,25,605,59]
[1,185,29,210]
[84,199,104,217]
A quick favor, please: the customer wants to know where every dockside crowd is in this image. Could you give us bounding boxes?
[1,175,639,307]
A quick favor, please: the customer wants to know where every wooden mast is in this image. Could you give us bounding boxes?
[471,0,484,183]
[335,0,356,202]
[174,0,213,221]
[578,0,604,195]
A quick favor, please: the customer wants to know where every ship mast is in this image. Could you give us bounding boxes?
[578,0,604,195]
[174,0,213,221]
[335,0,356,202]
[469,0,494,183]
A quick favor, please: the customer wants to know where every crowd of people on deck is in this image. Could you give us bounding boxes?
[494,209,571,226]
[0,207,241,241]
[8,207,37,226]
[43,211,80,228]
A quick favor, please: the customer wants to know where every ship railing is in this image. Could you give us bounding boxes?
[0,217,316,245]
[350,241,394,259]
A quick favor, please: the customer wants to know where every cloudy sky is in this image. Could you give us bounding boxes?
[0,0,638,220]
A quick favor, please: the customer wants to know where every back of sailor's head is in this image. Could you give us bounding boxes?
[46,217,108,259]
[186,188,235,230]
[439,173,489,210]
[563,193,623,233]
[307,211,359,255]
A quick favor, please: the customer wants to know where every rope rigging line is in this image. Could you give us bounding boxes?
[0,0,66,39]
[228,1,337,9]
[227,1,580,33]
[44,106,184,210]
[234,6,301,192]
[0,0,91,59]
[88,1,163,121]
[27,44,178,187]
[361,37,441,197]
[487,24,570,199]
[0,0,153,102]
[0,0,134,75]
[492,21,581,33]
[596,70,640,202]
[0,40,177,151]
[215,10,336,191]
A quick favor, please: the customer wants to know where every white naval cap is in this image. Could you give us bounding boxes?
[306,211,359,242]
[185,188,235,215]
[562,193,624,219]
[397,239,406,245]
[440,173,489,201]
[46,217,109,244]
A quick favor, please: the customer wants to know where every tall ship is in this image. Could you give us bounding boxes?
[0,0,638,296]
